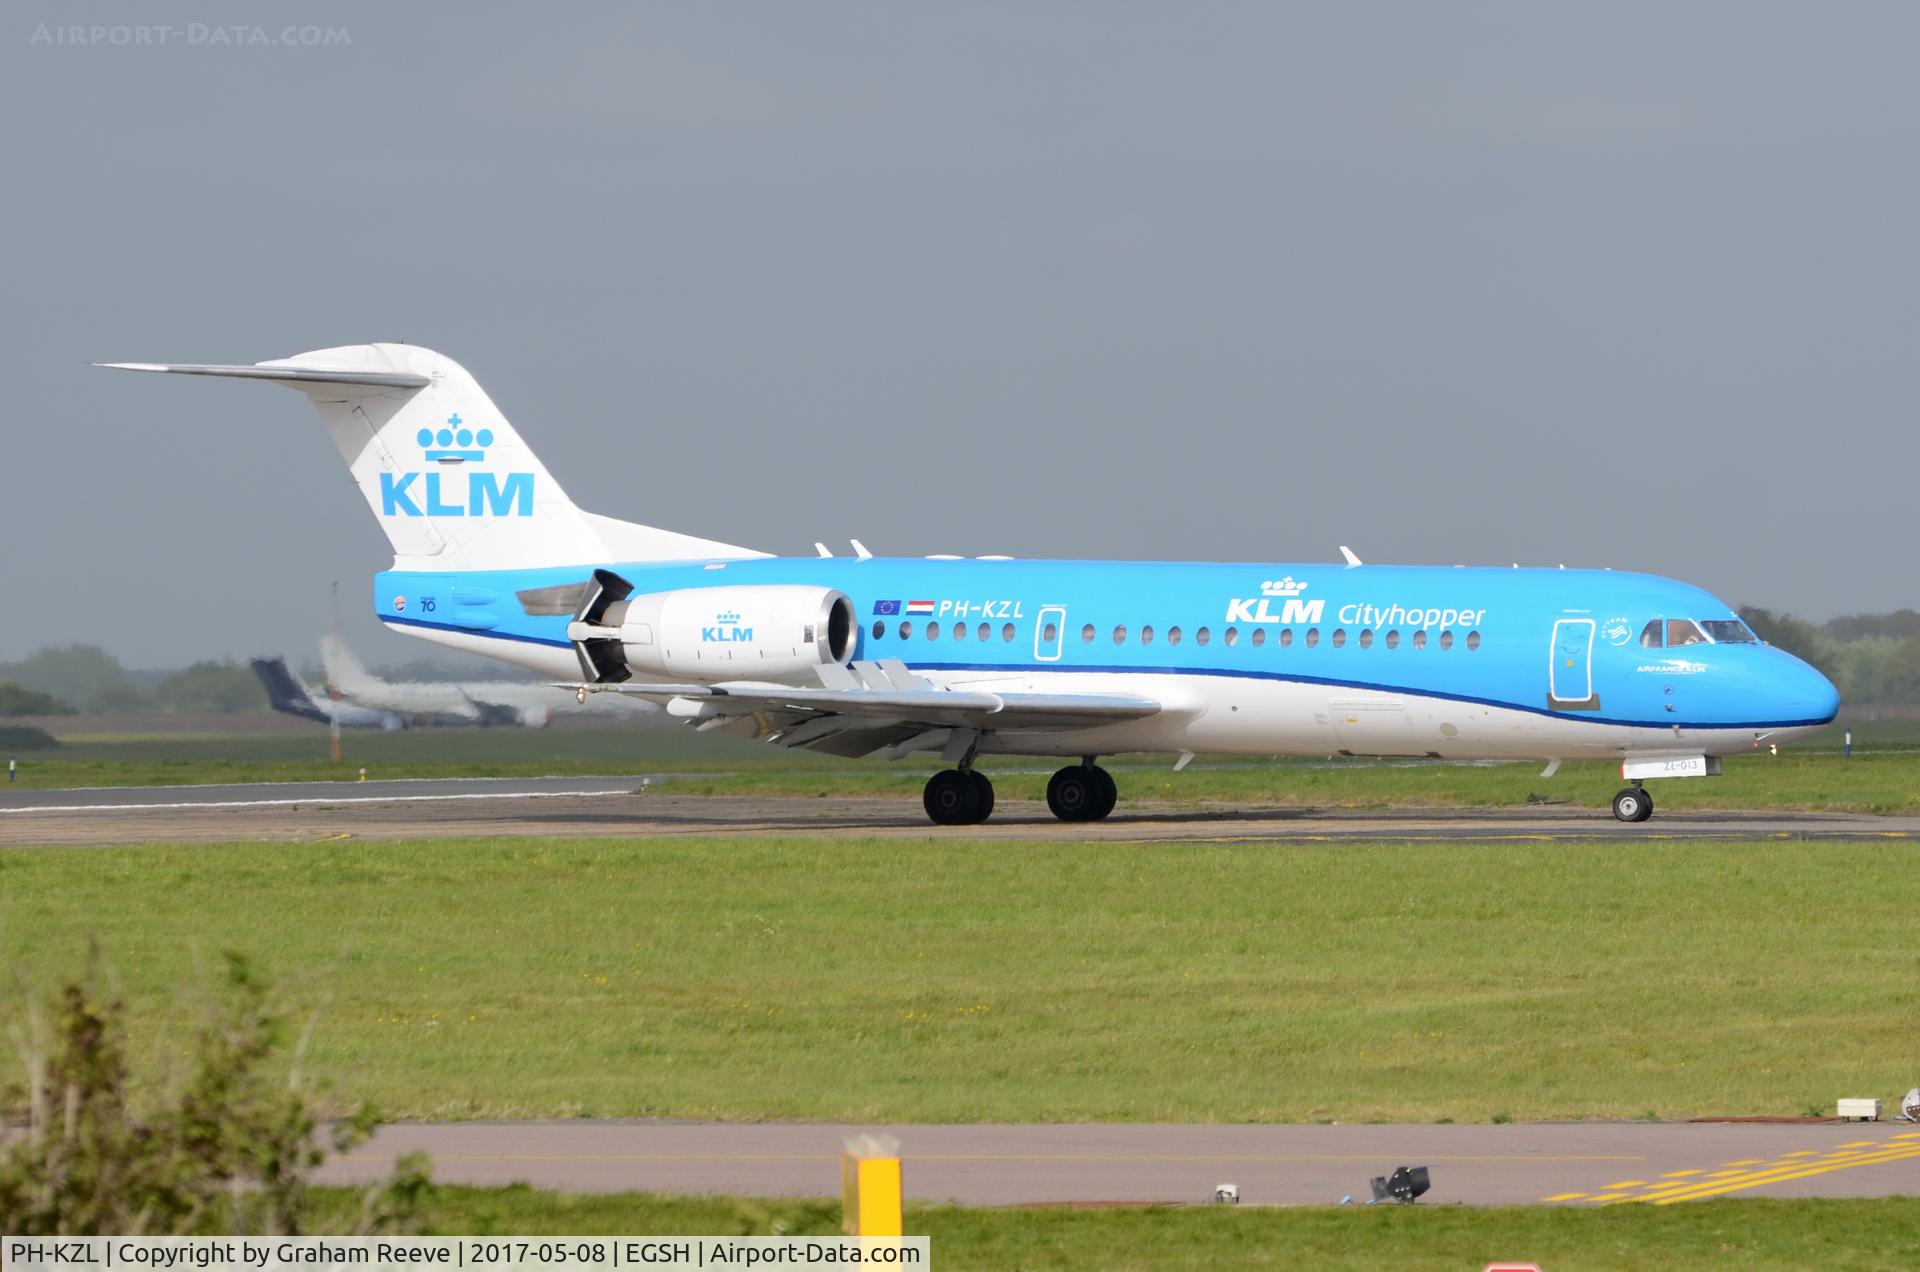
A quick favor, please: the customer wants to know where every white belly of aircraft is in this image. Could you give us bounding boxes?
[928,670,1775,761]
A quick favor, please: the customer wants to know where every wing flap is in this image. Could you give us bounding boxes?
[562,679,1162,732]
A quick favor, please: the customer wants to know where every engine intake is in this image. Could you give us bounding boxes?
[568,572,855,685]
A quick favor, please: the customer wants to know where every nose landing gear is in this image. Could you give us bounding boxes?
[1611,784,1655,823]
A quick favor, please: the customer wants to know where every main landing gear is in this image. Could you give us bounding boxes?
[1046,760,1117,823]
[919,758,1121,825]
[923,768,995,825]
[1611,784,1655,823]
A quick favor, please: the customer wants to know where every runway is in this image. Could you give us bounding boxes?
[4,779,1917,846]
[320,1119,1920,1206]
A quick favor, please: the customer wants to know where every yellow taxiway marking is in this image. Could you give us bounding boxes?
[1720,1159,1764,1167]
[1840,1141,1878,1148]
[1587,1193,1628,1202]
[1779,1149,1819,1157]
[1542,1192,1588,1202]
[1615,1140,1920,1206]
[1659,1169,1704,1178]
[1603,1180,1647,1189]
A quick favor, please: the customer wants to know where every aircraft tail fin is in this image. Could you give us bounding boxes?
[249,657,327,723]
[99,344,765,571]
[318,633,381,699]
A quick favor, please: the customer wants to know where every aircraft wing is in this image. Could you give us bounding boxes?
[561,660,1161,756]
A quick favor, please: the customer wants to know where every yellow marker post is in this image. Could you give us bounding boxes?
[841,1134,903,1238]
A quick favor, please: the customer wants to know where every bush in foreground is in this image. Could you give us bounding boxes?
[0,950,427,1235]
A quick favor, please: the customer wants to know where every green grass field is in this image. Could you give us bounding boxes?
[305,1185,1920,1270]
[7,719,1920,815]
[5,834,1916,1123]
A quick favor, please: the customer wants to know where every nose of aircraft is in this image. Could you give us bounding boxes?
[1774,652,1841,726]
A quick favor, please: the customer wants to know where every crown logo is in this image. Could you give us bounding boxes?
[417,413,494,464]
[1261,577,1307,597]
[715,611,741,624]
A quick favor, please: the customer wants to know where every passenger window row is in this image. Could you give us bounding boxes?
[870,620,1019,643]
[868,618,1483,650]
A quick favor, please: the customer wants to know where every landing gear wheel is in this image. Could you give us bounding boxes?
[1048,765,1115,822]
[924,769,993,825]
[967,770,995,822]
[1612,786,1654,823]
[1087,765,1117,821]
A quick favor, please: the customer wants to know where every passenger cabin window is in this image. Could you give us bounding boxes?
[1331,629,1347,648]
[1001,623,1015,642]
[1167,626,1183,645]
[1385,629,1400,649]
[1251,628,1266,648]
[898,621,913,640]
[1466,630,1482,651]
[1701,620,1758,643]
[1411,629,1427,649]
[1358,628,1374,649]
[1081,624,1096,644]
[927,622,941,641]
[1196,627,1211,647]
[872,620,886,640]
[1278,628,1293,647]
[1040,622,1056,644]
[1640,619,1664,649]
[1304,628,1319,648]
[1140,625,1155,645]
[977,622,991,642]
[1113,625,1127,644]
[1439,630,1454,650]
[953,622,967,642]
[1667,619,1708,647]
[1224,627,1239,647]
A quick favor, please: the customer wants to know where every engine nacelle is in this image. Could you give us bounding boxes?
[568,580,855,685]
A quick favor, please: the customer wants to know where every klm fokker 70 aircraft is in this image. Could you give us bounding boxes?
[104,344,1838,825]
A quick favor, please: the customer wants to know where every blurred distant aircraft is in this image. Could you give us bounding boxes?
[249,656,404,730]
[316,632,653,727]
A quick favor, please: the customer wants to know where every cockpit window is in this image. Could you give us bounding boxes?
[1667,619,1709,647]
[1639,619,1664,649]
[1700,620,1757,644]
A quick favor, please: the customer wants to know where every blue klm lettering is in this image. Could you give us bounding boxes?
[379,471,535,517]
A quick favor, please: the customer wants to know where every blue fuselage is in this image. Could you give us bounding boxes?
[373,558,1838,756]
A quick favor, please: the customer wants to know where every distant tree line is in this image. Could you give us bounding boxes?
[0,645,267,716]
[1739,609,1920,707]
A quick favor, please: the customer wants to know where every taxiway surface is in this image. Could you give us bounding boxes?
[321,1120,1920,1206]
[5,780,1916,847]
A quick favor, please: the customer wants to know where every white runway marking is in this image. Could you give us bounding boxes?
[0,789,635,815]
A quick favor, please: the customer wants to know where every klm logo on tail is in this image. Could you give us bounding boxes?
[379,414,534,518]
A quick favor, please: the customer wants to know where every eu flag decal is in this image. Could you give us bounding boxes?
[873,599,901,616]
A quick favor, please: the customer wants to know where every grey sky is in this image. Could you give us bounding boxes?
[3,3,1915,666]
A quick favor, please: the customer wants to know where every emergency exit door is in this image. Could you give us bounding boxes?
[1034,606,1066,662]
